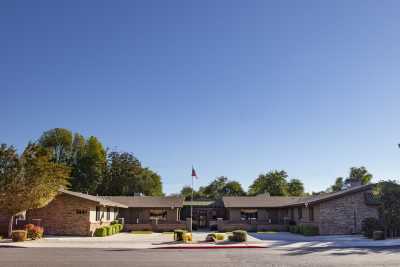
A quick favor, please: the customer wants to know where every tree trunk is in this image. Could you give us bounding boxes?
[8,215,14,238]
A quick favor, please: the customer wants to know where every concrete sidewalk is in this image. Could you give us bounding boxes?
[2,232,400,250]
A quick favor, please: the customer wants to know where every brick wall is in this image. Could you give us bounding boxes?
[124,222,187,232]
[318,191,379,235]
[26,193,93,236]
[0,213,10,235]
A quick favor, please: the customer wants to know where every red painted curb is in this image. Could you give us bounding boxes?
[154,245,265,249]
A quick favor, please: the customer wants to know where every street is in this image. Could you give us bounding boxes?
[1,247,400,267]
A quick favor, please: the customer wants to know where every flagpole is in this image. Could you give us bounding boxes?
[190,170,194,233]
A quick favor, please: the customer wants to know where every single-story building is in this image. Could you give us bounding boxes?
[0,183,380,236]
[25,189,127,236]
[104,195,186,232]
[220,184,379,234]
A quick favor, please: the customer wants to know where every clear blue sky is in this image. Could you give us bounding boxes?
[1,1,400,194]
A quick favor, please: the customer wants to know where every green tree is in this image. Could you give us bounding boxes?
[222,181,246,196]
[287,179,305,196]
[345,167,372,186]
[202,176,246,199]
[331,177,344,192]
[374,181,400,238]
[99,151,142,195]
[0,143,70,236]
[38,128,73,164]
[99,151,163,196]
[71,136,106,194]
[249,170,289,196]
[136,168,163,196]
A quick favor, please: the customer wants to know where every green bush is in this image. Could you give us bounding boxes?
[110,220,118,225]
[94,227,107,237]
[373,230,385,240]
[362,217,383,239]
[105,226,112,236]
[289,224,319,236]
[174,229,187,241]
[301,225,319,236]
[206,233,226,242]
[229,230,247,242]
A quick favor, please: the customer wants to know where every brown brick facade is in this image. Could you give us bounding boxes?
[26,193,117,236]
[317,191,378,235]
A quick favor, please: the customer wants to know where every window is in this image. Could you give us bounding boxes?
[76,209,87,215]
[309,206,314,222]
[150,210,167,221]
[106,207,110,220]
[96,206,100,221]
[298,207,302,219]
[240,209,258,221]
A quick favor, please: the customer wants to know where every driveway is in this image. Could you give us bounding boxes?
[250,232,400,248]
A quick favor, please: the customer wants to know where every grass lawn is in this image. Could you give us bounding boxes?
[131,231,153,235]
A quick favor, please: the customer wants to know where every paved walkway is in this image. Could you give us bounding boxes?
[2,232,400,249]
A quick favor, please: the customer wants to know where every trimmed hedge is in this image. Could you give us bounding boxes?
[174,229,187,241]
[228,230,247,242]
[206,233,226,242]
[94,227,107,237]
[289,224,319,236]
[362,217,383,239]
[373,230,385,240]
[94,224,123,237]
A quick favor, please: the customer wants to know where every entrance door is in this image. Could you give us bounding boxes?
[198,210,208,228]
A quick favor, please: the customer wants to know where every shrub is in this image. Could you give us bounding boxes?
[373,230,385,240]
[94,227,107,237]
[174,229,187,241]
[362,217,383,239]
[301,225,319,236]
[228,230,247,242]
[12,230,27,242]
[183,232,192,243]
[205,233,225,242]
[25,224,43,239]
[110,220,118,225]
[104,226,112,236]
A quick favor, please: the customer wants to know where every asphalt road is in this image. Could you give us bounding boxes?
[1,246,400,267]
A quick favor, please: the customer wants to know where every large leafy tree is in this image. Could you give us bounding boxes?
[38,128,73,164]
[346,167,372,186]
[99,151,163,196]
[0,143,70,236]
[70,136,106,194]
[248,170,289,196]
[203,176,245,199]
[330,177,344,192]
[136,168,163,196]
[374,181,400,238]
[287,179,305,196]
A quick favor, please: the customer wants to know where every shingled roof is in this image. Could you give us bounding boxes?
[60,189,128,208]
[222,195,310,208]
[104,196,184,208]
[223,184,375,208]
